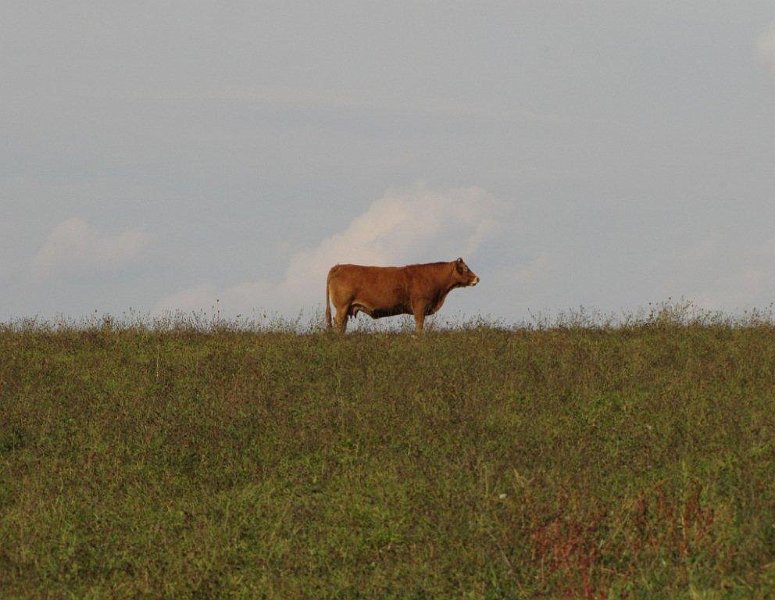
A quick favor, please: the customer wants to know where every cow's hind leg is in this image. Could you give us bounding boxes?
[334,303,350,333]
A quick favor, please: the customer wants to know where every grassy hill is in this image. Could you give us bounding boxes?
[1,312,774,598]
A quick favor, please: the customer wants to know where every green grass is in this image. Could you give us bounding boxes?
[1,310,774,598]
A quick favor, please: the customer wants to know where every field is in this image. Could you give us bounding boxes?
[1,308,774,598]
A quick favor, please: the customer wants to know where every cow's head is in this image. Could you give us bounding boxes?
[453,257,480,287]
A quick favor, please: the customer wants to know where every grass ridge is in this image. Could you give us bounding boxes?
[1,308,774,597]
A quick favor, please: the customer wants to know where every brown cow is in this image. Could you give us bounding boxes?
[325,258,480,333]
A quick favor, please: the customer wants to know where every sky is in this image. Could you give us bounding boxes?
[3,1,775,325]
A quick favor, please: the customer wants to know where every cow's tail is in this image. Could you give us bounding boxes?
[325,270,333,328]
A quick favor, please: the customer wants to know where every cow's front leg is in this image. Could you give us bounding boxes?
[412,304,428,332]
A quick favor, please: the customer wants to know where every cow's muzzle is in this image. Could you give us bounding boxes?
[471,276,480,286]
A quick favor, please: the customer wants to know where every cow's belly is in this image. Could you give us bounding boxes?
[351,301,410,319]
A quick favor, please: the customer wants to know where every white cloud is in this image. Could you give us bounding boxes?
[758,22,775,74]
[155,185,503,317]
[32,217,150,282]
[280,185,500,298]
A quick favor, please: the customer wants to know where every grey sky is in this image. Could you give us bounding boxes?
[2,2,775,324]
